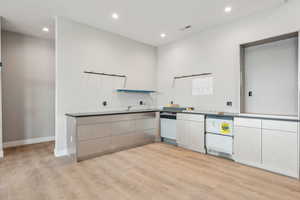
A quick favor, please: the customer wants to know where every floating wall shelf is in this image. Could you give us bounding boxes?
[174,73,212,80]
[116,89,156,93]
[172,72,212,88]
[83,71,127,88]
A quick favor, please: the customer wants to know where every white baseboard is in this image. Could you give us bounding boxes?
[54,148,68,157]
[3,136,55,148]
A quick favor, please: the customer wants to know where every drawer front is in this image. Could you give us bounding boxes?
[177,114,204,122]
[110,120,135,136]
[77,112,156,125]
[135,118,156,130]
[262,120,298,132]
[77,123,111,141]
[234,117,261,128]
[77,115,120,125]
[111,132,146,151]
[132,112,156,119]
[143,129,156,142]
[206,133,233,154]
[77,137,111,158]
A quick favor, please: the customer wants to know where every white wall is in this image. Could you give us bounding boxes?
[1,31,55,143]
[157,1,300,113]
[55,17,157,156]
[244,37,298,116]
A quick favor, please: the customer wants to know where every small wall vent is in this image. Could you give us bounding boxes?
[180,25,192,31]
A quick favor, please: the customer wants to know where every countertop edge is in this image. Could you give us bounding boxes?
[169,111,299,122]
[233,114,299,122]
[66,109,299,122]
[65,110,160,118]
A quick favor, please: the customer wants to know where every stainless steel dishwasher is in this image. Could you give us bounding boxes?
[160,112,177,143]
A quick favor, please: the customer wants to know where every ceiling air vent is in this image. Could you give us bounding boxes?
[179,25,192,31]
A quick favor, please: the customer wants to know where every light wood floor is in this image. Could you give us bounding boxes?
[1,142,300,200]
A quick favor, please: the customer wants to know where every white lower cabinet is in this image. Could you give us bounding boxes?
[233,126,262,167]
[176,114,205,153]
[189,121,205,152]
[176,119,189,148]
[234,117,299,178]
[262,129,298,178]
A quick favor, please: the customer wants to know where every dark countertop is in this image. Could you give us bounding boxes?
[66,108,299,121]
[65,109,160,118]
[162,109,299,121]
[234,113,299,122]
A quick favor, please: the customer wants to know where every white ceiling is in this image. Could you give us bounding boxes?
[0,0,287,46]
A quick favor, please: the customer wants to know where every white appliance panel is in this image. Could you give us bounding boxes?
[160,118,176,140]
[206,133,233,155]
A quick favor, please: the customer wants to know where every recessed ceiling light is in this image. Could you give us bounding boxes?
[160,33,166,38]
[112,13,119,20]
[42,27,49,32]
[224,6,232,13]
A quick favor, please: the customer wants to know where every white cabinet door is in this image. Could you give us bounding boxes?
[176,120,189,148]
[262,129,298,178]
[177,119,205,152]
[189,121,205,153]
[234,126,262,167]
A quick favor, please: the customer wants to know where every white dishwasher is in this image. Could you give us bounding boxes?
[205,116,234,159]
[160,112,177,141]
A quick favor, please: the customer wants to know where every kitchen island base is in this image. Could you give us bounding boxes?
[66,111,160,161]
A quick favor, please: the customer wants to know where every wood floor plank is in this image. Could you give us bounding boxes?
[0,142,300,200]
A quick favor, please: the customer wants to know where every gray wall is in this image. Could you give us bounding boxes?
[244,37,298,116]
[1,31,55,142]
[0,17,3,155]
[157,1,300,114]
[55,17,157,156]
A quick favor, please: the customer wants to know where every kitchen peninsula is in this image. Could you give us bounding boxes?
[66,109,160,161]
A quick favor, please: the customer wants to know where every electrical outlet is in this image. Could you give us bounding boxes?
[226,101,232,106]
